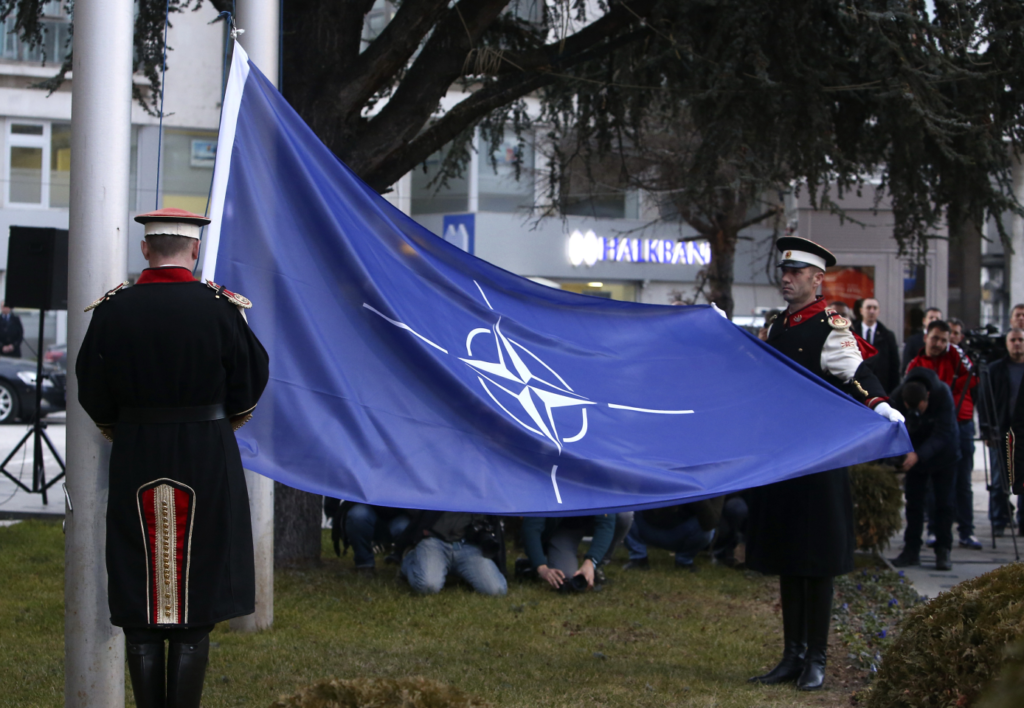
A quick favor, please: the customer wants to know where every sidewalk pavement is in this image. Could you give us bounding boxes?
[0,412,67,520]
[885,442,1022,601]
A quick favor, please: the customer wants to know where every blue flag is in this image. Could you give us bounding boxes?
[201,44,911,515]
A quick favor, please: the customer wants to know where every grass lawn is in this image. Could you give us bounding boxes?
[1,519,877,707]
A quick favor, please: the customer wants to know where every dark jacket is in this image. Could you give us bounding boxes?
[891,367,960,468]
[641,497,724,533]
[902,330,925,374]
[745,298,888,578]
[76,269,269,628]
[984,356,1023,441]
[855,319,901,393]
[0,312,23,358]
[1010,386,1024,496]
[521,515,616,570]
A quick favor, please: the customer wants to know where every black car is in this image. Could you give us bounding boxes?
[0,357,67,423]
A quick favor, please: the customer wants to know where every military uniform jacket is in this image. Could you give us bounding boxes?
[745,297,887,578]
[76,266,269,628]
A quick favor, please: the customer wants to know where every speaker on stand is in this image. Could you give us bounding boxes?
[0,226,69,503]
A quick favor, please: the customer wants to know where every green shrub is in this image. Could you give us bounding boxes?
[849,463,904,552]
[864,563,1024,708]
[268,677,493,708]
[976,638,1024,708]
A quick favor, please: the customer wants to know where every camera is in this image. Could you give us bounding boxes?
[559,573,590,593]
[964,324,1007,363]
[466,519,501,557]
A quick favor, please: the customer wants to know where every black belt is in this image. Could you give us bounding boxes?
[118,404,226,425]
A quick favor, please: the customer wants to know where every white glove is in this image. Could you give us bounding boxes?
[874,402,904,424]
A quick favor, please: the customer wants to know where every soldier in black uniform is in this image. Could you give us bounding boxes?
[76,208,269,708]
[746,237,904,691]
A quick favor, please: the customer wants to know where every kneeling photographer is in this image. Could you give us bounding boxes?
[622,498,723,572]
[520,514,615,591]
[395,511,507,596]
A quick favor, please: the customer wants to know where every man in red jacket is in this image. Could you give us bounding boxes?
[906,320,980,549]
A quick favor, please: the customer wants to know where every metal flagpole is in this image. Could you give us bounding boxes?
[229,0,280,634]
[65,0,134,702]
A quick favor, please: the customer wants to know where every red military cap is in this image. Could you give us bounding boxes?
[135,207,211,240]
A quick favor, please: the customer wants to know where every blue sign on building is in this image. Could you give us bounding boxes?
[442,214,475,254]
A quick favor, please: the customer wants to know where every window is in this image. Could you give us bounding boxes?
[478,131,534,213]
[0,2,71,65]
[559,154,639,220]
[363,0,396,47]
[411,146,469,215]
[2,120,138,209]
[5,120,71,207]
[160,129,218,214]
[50,123,71,207]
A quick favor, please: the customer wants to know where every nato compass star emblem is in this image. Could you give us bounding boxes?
[363,281,693,503]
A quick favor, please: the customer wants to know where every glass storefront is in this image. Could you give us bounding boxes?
[556,280,638,302]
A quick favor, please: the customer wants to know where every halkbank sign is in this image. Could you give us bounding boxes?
[567,229,711,268]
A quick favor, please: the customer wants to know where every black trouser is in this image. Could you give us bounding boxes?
[124,624,213,708]
[905,462,955,554]
[988,444,1022,530]
[124,625,213,645]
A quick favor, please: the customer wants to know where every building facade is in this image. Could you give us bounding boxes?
[0,8,224,347]
[0,7,961,353]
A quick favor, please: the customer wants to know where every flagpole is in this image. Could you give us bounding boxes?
[230,0,280,634]
[65,0,134,703]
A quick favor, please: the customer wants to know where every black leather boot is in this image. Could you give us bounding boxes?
[125,640,165,708]
[749,576,806,684]
[797,576,833,691]
[166,635,209,708]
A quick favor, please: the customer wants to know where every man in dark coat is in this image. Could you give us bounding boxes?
[1008,343,1024,498]
[0,301,24,358]
[889,367,960,570]
[986,328,1024,534]
[747,237,903,692]
[76,208,269,708]
[855,298,901,393]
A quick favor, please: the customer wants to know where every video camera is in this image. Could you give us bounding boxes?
[964,324,1007,364]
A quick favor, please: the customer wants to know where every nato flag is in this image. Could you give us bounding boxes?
[201,44,911,515]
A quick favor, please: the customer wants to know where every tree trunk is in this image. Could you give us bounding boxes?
[947,200,983,329]
[705,228,738,319]
[273,483,323,568]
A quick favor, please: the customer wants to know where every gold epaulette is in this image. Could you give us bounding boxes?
[826,310,851,330]
[205,280,252,309]
[84,282,129,312]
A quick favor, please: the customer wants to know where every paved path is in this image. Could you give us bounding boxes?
[885,442,1022,600]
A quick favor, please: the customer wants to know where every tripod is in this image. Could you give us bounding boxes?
[972,356,1020,560]
[0,308,65,504]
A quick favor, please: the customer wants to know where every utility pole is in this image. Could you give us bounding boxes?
[64,0,133,704]
[228,0,280,633]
